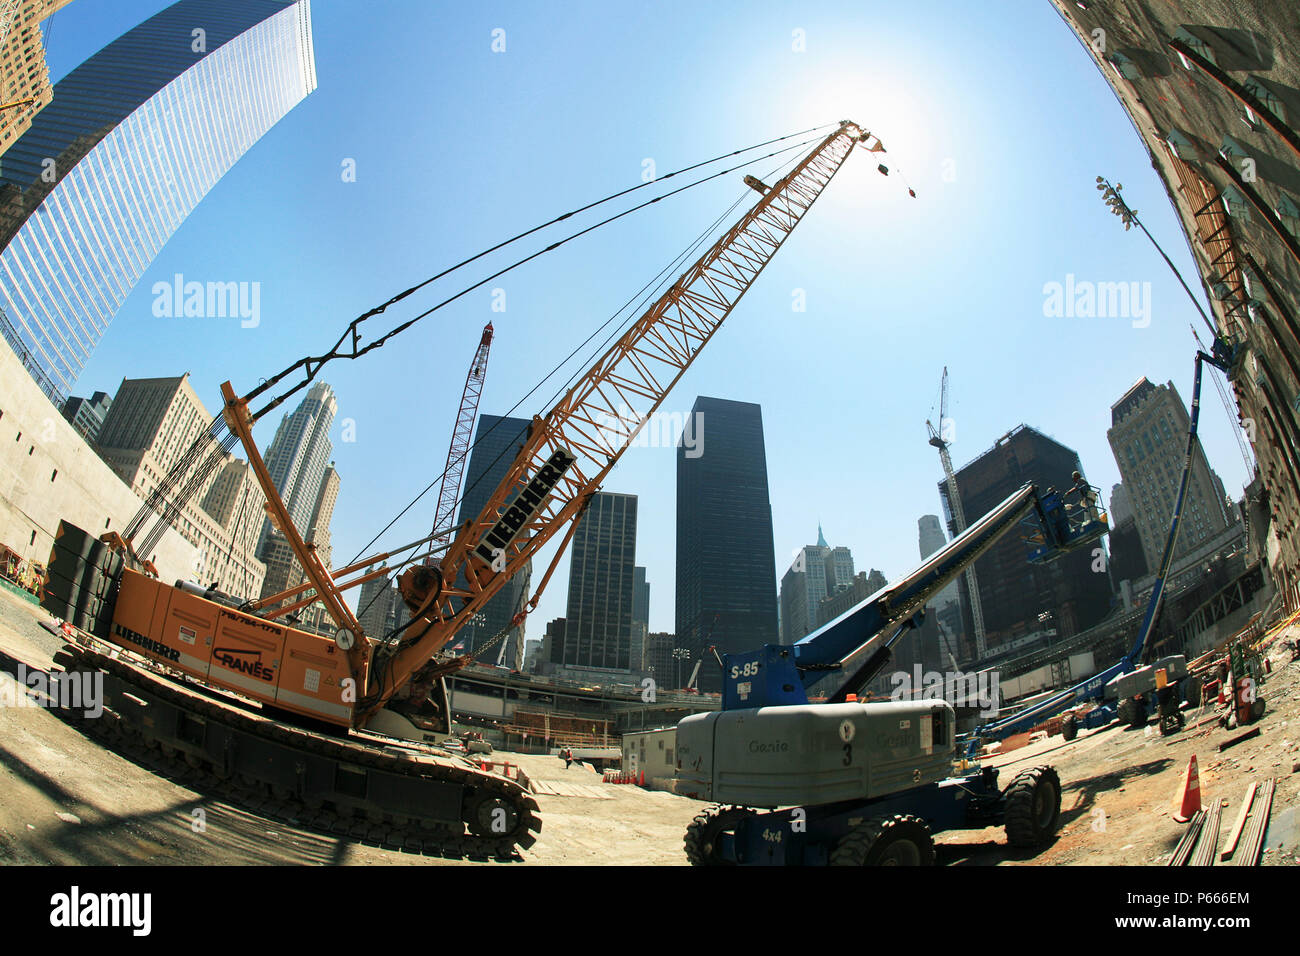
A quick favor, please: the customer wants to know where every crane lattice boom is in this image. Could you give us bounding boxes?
[372,121,872,721]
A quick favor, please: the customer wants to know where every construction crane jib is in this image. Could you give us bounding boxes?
[366,120,876,723]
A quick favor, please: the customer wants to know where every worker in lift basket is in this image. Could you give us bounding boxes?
[1071,471,1098,524]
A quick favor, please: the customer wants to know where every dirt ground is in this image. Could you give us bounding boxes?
[940,632,1300,866]
[0,586,700,866]
[1,582,1296,866]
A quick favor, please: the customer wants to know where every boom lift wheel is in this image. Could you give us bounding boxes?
[829,814,935,866]
[1116,696,1145,729]
[1003,765,1061,848]
[1061,714,1078,741]
[684,805,748,866]
[1182,676,1203,707]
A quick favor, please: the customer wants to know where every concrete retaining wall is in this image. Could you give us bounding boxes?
[0,344,198,585]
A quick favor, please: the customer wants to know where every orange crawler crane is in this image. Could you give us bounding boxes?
[52,121,887,857]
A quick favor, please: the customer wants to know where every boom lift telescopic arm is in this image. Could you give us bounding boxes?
[719,483,1108,712]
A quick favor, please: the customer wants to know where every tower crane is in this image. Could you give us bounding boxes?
[926,367,987,660]
[48,120,886,857]
[429,322,494,552]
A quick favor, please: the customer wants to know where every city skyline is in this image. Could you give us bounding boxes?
[10,0,1261,642]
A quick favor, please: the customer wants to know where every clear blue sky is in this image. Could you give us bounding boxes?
[50,0,1254,639]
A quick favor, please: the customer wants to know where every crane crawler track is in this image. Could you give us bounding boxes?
[53,640,541,861]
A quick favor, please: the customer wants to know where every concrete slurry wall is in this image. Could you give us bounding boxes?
[0,343,198,584]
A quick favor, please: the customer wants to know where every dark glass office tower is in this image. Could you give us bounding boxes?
[454,414,533,664]
[0,0,317,401]
[939,425,1114,661]
[562,492,638,670]
[676,396,778,693]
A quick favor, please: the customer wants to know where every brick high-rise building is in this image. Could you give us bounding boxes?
[1108,377,1235,571]
[0,2,77,161]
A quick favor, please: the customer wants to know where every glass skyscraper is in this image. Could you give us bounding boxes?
[939,425,1114,661]
[562,492,638,671]
[454,413,534,665]
[0,0,317,401]
[675,396,778,693]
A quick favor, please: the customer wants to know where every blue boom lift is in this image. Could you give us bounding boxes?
[675,481,1109,865]
[960,341,1235,755]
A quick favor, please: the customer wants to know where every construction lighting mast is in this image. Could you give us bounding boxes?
[430,323,494,551]
[926,367,987,661]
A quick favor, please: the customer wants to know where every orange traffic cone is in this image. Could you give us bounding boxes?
[639,770,645,786]
[1172,755,1203,823]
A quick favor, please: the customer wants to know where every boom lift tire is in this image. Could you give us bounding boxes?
[829,814,935,866]
[1003,765,1061,848]
[683,805,748,866]
[1117,696,1145,728]
[1061,715,1078,741]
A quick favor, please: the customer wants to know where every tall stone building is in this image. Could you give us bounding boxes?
[258,382,337,552]
[0,2,77,160]
[307,464,340,569]
[676,396,778,692]
[780,527,856,644]
[918,513,962,615]
[1109,484,1134,526]
[780,536,829,646]
[1108,377,1234,571]
[94,373,265,595]
[356,571,405,642]
[1050,0,1300,609]
[256,383,340,607]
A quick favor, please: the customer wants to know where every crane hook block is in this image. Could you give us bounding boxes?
[877,164,889,176]
[743,174,770,195]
